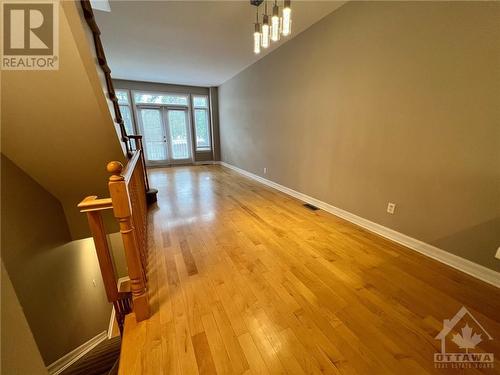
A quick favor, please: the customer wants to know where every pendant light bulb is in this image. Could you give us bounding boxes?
[271,1,280,42]
[282,0,291,36]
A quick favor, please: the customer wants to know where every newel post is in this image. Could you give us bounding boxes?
[107,161,150,321]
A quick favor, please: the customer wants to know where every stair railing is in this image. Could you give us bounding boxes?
[80,0,132,157]
[107,151,150,322]
[79,1,158,204]
[78,146,151,326]
[77,196,132,333]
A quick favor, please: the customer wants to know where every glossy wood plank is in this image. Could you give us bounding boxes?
[119,165,500,375]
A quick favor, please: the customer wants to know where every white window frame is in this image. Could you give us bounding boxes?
[133,90,195,165]
[120,89,212,165]
[115,89,137,135]
[133,91,190,108]
[191,95,212,152]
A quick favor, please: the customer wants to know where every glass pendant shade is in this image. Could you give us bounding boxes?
[271,3,280,41]
[282,0,291,36]
[251,0,291,52]
[254,23,261,54]
[262,15,270,48]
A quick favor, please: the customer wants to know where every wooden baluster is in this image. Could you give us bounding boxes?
[134,160,148,261]
[129,168,147,279]
[107,161,150,321]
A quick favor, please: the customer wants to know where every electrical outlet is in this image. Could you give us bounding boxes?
[263,167,267,174]
[386,202,396,214]
[495,247,500,260]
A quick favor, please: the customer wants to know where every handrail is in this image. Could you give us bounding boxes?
[79,2,158,204]
[80,0,132,157]
[77,195,113,212]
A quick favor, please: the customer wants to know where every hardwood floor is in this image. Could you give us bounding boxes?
[119,165,500,375]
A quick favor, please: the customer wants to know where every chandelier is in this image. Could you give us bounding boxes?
[251,0,292,54]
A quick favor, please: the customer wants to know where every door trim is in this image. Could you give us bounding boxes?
[164,108,193,165]
[136,106,169,167]
[137,106,194,167]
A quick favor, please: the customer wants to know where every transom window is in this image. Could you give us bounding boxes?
[134,92,189,106]
[192,96,208,108]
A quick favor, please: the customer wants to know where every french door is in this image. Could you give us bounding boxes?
[137,107,192,166]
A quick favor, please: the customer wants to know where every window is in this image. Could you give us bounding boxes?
[120,106,135,135]
[116,89,135,135]
[168,110,190,160]
[192,96,208,107]
[192,95,211,151]
[120,89,213,165]
[116,90,129,105]
[134,92,188,106]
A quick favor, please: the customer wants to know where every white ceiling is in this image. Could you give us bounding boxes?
[94,1,344,87]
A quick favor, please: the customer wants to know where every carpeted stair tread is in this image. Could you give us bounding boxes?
[61,336,121,375]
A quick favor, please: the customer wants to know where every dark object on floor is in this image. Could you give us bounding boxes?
[146,188,158,205]
[61,336,121,375]
[303,203,320,211]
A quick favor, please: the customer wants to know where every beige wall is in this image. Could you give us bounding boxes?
[109,232,128,278]
[1,155,112,365]
[1,1,125,240]
[219,2,500,271]
[1,262,48,375]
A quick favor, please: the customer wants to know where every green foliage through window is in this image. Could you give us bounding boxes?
[194,109,210,149]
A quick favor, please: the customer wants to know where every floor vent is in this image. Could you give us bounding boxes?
[303,203,320,211]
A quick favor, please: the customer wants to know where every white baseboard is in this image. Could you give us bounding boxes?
[47,277,131,374]
[194,160,218,165]
[47,331,108,375]
[108,276,131,339]
[218,161,500,288]
[107,306,116,340]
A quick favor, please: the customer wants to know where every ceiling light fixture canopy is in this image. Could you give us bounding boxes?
[250,0,292,54]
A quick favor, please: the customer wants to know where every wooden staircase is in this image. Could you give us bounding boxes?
[77,0,156,335]
[60,337,121,375]
[76,3,156,372]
